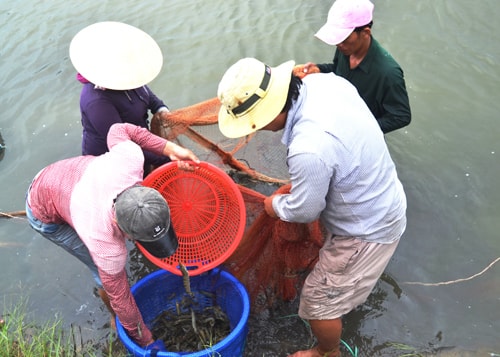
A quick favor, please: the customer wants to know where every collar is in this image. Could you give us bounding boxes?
[356,36,379,74]
[281,84,307,147]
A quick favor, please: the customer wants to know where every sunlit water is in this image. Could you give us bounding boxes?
[1,1,499,356]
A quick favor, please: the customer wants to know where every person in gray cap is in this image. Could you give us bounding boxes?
[25,123,199,351]
[217,57,406,357]
[294,0,411,134]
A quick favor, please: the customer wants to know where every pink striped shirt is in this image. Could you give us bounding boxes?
[28,123,168,345]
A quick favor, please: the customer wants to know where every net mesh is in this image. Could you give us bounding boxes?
[151,98,325,306]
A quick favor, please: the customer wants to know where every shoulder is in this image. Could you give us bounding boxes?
[80,85,116,106]
[288,121,336,159]
[370,38,403,70]
[304,72,357,92]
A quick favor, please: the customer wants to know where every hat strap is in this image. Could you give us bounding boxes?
[232,65,271,116]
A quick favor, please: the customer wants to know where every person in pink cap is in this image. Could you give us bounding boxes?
[294,0,411,134]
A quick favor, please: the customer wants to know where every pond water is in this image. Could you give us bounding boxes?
[1,1,499,356]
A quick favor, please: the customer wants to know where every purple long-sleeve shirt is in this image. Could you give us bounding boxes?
[78,76,170,167]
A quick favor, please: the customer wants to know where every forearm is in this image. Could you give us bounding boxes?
[107,123,167,154]
[316,62,336,73]
[100,269,153,346]
[107,123,199,165]
[271,154,328,222]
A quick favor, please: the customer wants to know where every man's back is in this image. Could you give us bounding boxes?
[285,73,407,242]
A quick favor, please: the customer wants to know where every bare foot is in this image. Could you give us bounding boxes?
[288,346,340,357]
[288,350,319,357]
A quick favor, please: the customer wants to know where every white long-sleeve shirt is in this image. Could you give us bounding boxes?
[273,73,406,243]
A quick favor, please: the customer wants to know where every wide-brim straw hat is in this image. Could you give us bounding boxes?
[69,21,163,90]
[217,58,295,139]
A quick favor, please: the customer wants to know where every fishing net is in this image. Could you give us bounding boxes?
[226,184,325,306]
[151,98,326,306]
[151,97,289,184]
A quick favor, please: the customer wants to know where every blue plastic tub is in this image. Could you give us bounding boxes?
[116,268,250,357]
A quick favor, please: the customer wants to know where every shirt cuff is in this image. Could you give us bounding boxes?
[156,106,170,113]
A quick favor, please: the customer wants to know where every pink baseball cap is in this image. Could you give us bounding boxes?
[315,0,374,45]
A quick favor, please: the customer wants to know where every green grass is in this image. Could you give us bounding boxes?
[0,298,126,357]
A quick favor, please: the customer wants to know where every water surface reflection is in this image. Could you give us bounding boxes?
[1,0,499,356]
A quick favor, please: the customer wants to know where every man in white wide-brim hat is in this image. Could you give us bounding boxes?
[70,21,171,175]
[218,57,407,357]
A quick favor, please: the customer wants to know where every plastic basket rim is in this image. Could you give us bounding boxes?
[140,161,246,276]
[116,268,250,357]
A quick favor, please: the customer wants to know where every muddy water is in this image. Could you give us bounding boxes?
[1,1,499,356]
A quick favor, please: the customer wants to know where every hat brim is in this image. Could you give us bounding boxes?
[69,21,163,90]
[314,23,354,45]
[136,225,178,258]
[218,60,295,139]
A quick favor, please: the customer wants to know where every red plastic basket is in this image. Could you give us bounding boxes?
[139,161,246,276]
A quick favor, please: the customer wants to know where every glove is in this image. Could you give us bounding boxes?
[145,339,166,356]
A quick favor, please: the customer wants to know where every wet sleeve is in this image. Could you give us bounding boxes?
[99,268,153,346]
[377,68,412,134]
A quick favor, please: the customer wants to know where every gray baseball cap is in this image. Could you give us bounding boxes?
[114,186,178,258]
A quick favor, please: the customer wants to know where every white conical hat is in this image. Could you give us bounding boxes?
[69,21,163,90]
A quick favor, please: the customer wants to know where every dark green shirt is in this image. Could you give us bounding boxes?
[317,37,411,134]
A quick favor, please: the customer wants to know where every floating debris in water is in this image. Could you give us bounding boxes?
[0,131,5,162]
